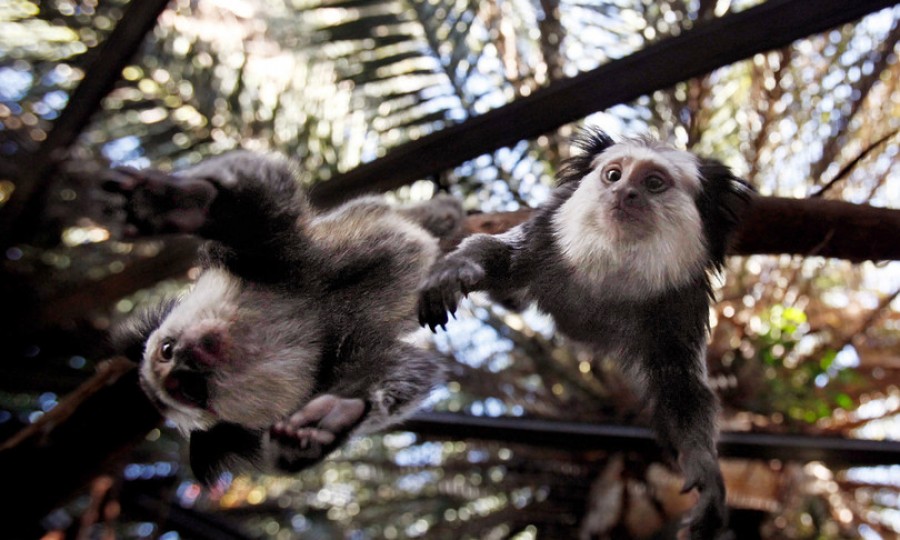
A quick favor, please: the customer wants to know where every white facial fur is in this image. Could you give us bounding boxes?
[552,139,707,296]
[140,268,322,434]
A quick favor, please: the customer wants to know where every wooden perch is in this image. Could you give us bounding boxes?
[33,194,900,333]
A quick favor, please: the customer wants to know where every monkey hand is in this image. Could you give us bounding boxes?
[269,394,368,472]
[418,255,485,331]
[679,452,729,540]
[102,166,218,237]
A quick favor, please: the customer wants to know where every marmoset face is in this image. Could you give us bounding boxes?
[551,139,709,293]
[582,141,703,240]
[138,268,322,433]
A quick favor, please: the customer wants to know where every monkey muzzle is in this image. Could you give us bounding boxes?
[610,187,649,222]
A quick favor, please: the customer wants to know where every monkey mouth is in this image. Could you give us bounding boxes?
[162,369,212,411]
[610,204,644,223]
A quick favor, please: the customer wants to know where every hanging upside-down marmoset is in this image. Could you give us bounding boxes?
[109,151,463,483]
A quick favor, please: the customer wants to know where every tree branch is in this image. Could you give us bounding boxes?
[810,129,898,198]
[464,197,900,263]
[0,358,161,535]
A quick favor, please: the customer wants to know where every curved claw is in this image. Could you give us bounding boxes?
[417,256,485,331]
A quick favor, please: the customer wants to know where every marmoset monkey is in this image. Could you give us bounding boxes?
[419,130,753,539]
[109,152,463,483]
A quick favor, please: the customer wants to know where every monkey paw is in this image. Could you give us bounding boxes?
[680,461,729,540]
[269,394,367,472]
[102,166,218,237]
[418,255,485,331]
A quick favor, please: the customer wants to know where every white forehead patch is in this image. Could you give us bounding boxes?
[151,268,242,345]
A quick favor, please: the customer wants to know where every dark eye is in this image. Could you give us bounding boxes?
[644,175,668,193]
[605,168,622,183]
[160,339,175,362]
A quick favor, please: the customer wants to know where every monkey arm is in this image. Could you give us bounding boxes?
[643,343,727,539]
[186,395,367,483]
[418,227,524,331]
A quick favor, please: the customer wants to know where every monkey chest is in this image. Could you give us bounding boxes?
[531,279,648,352]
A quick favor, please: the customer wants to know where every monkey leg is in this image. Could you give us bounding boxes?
[189,396,368,481]
[102,167,218,236]
[269,395,368,472]
[362,343,446,432]
[648,363,728,540]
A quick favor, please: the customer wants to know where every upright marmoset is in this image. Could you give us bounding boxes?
[418,130,753,539]
[109,151,463,483]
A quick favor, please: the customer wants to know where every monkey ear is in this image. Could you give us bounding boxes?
[110,298,177,363]
[557,128,617,185]
[696,160,755,267]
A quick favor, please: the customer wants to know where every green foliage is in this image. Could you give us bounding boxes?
[743,304,864,426]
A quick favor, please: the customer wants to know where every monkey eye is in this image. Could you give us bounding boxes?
[605,168,622,183]
[159,339,175,362]
[644,175,668,193]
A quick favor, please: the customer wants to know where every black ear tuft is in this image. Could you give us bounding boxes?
[557,128,617,185]
[696,159,755,268]
[110,298,178,363]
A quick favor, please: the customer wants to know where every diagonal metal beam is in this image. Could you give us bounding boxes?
[309,0,897,206]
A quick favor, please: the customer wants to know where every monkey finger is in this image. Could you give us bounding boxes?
[316,397,366,433]
[419,288,449,330]
[101,169,142,193]
[285,394,341,428]
[293,427,335,446]
[292,428,312,449]
[684,484,728,540]
[457,263,485,292]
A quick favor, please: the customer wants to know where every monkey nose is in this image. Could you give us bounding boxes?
[618,188,642,206]
[174,333,222,369]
